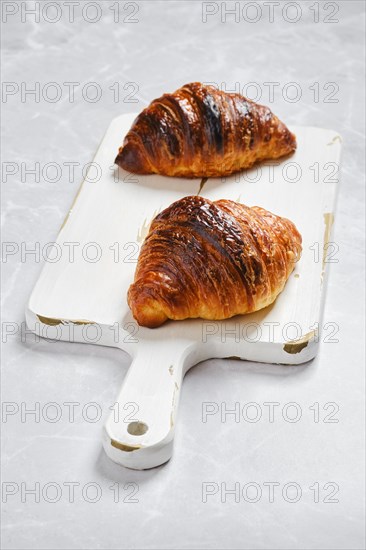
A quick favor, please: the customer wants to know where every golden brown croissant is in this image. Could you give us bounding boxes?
[115,82,296,178]
[128,196,302,327]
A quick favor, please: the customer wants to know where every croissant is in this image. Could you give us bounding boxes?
[115,82,296,178]
[128,196,302,328]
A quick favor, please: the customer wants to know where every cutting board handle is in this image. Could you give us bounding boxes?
[103,343,194,469]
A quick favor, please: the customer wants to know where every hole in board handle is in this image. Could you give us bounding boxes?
[127,421,148,436]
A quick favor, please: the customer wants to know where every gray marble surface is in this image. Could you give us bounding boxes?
[1,1,365,549]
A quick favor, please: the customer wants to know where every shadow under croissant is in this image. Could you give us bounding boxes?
[113,148,297,196]
[112,165,217,195]
[121,300,278,340]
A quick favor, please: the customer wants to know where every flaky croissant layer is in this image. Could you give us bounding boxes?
[128,196,302,327]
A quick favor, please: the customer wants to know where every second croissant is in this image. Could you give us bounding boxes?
[128,196,302,328]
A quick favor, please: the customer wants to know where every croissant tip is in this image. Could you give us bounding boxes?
[128,284,168,328]
[115,143,152,175]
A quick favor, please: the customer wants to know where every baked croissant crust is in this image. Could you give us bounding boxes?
[128,196,302,327]
[115,82,296,178]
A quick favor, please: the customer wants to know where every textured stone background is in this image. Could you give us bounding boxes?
[2,1,365,548]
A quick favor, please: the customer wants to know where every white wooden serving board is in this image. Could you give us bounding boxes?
[26,114,342,469]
